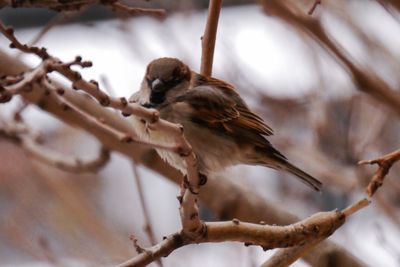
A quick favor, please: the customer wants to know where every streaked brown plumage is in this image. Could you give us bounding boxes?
[130,57,322,191]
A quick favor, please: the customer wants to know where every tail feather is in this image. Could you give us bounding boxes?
[254,147,322,191]
[261,155,322,191]
[279,161,322,191]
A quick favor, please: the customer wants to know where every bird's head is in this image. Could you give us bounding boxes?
[143,57,191,106]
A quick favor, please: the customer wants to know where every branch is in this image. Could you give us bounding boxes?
[0,23,183,153]
[131,164,163,267]
[0,0,166,19]
[24,139,110,173]
[27,12,78,48]
[359,149,400,196]
[118,199,369,267]
[200,0,223,76]
[259,0,400,116]
[0,41,365,267]
[261,198,369,267]
[308,0,321,15]
[0,121,110,173]
[0,21,204,238]
[108,2,166,19]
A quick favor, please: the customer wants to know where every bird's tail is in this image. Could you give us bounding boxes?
[280,160,322,191]
[260,154,322,192]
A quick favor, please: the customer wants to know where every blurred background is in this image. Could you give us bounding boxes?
[0,0,400,266]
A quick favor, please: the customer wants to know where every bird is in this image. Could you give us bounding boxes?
[129,57,322,191]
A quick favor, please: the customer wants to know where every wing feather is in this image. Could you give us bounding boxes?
[173,75,274,148]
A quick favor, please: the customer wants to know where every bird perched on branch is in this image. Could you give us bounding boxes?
[129,57,322,191]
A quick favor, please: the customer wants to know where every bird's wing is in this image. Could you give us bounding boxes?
[173,79,274,148]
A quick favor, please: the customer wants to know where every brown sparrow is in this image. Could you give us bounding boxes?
[129,57,322,191]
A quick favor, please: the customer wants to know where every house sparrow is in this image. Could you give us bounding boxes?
[129,57,322,191]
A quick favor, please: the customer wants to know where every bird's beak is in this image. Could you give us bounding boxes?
[151,79,164,92]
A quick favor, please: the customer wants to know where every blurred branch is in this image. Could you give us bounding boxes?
[308,0,321,15]
[259,0,400,116]
[109,2,166,19]
[0,22,365,267]
[375,194,400,226]
[378,0,400,11]
[0,20,204,239]
[200,0,223,76]
[0,121,110,173]
[131,164,163,267]
[118,199,368,267]
[0,0,166,19]
[24,139,110,173]
[359,149,400,197]
[28,12,78,48]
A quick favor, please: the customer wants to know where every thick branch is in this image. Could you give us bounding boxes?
[262,199,370,267]
[200,0,223,76]
[118,199,369,267]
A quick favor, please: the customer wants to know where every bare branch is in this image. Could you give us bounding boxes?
[24,139,110,173]
[262,198,370,267]
[28,12,78,48]
[0,0,166,18]
[0,49,365,267]
[259,0,400,116]
[200,0,223,76]
[308,0,321,15]
[108,2,166,19]
[261,238,324,267]
[359,149,400,196]
[0,121,110,173]
[118,199,369,267]
[131,164,164,267]
[0,21,203,238]
[0,21,50,59]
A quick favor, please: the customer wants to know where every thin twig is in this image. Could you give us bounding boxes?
[131,164,164,267]
[358,149,400,196]
[200,0,223,76]
[107,2,166,19]
[308,0,321,15]
[0,0,166,18]
[28,12,78,47]
[342,198,370,217]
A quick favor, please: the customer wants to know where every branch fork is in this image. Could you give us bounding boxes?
[359,149,400,196]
